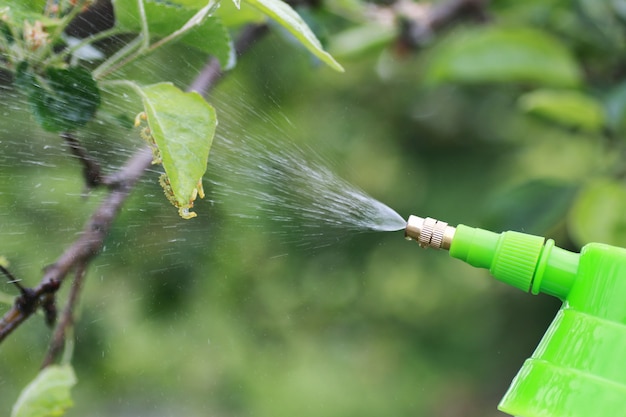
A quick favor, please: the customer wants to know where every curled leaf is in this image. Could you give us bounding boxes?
[138,83,216,219]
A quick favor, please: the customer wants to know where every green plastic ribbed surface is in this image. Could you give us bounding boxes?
[490,231,545,292]
[499,309,626,417]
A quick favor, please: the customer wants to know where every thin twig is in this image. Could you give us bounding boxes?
[61,132,104,189]
[0,265,27,294]
[42,265,87,368]
[54,27,123,63]
[0,147,151,344]
[0,278,60,342]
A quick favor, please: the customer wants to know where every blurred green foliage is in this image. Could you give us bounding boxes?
[3,0,626,416]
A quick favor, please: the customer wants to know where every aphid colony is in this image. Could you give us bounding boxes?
[134,112,204,219]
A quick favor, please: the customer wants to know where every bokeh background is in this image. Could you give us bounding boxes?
[2,0,626,415]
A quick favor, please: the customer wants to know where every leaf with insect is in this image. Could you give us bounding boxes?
[138,82,216,219]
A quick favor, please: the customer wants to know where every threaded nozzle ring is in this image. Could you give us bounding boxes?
[405,215,456,250]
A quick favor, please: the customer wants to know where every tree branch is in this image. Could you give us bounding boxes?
[61,132,104,189]
[42,264,87,368]
[1,264,27,294]
[0,147,151,343]
[0,23,270,351]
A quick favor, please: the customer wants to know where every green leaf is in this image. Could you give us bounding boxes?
[11,365,77,417]
[17,64,101,132]
[424,27,582,87]
[160,0,217,7]
[114,0,233,68]
[215,0,265,27]
[482,180,579,235]
[328,24,397,59]
[241,0,344,72]
[181,16,234,69]
[140,82,216,219]
[4,0,47,15]
[568,179,626,247]
[518,89,605,131]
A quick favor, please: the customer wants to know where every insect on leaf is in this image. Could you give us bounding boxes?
[11,365,77,417]
[242,0,344,72]
[139,83,217,219]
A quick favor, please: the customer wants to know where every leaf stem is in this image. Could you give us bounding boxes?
[42,265,86,368]
[94,0,218,79]
[148,1,217,51]
[138,0,151,50]
[100,79,146,99]
[0,264,27,295]
[53,27,123,64]
[92,35,144,80]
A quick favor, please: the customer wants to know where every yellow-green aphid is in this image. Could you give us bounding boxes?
[158,174,204,219]
[158,173,178,207]
[134,112,162,165]
[195,178,205,199]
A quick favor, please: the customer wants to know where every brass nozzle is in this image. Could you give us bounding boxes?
[405,215,456,250]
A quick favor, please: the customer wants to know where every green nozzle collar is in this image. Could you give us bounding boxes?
[449,225,544,292]
[449,225,577,298]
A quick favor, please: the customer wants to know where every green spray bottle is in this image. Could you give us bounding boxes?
[405,215,626,417]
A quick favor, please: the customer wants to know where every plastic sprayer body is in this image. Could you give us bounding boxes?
[405,216,626,417]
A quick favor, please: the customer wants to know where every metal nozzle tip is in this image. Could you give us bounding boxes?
[405,215,455,250]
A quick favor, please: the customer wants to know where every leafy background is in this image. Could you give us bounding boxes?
[2,0,626,416]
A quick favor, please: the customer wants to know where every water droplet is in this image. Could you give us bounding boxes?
[203,102,406,247]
